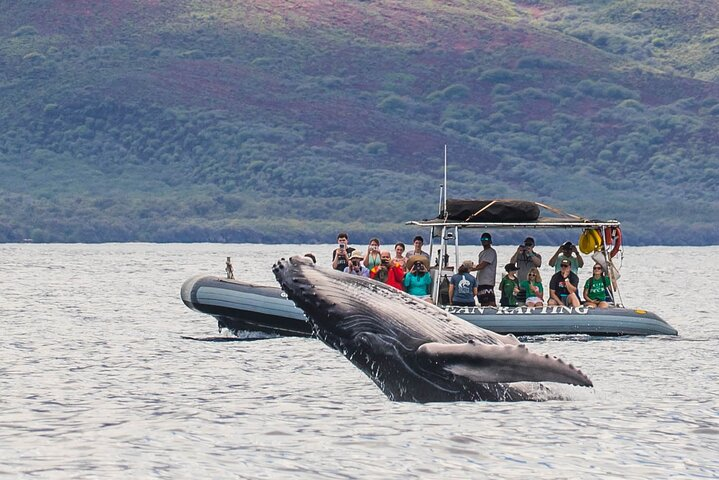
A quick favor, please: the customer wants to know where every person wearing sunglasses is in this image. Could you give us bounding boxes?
[519,267,544,307]
[583,263,616,308]
[548,259,580,307]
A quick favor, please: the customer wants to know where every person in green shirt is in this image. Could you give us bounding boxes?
[519,266,544,307]
[498,263,520,307]
[583,263,615,308]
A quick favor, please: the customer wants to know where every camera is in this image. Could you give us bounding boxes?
[339,244,345,250]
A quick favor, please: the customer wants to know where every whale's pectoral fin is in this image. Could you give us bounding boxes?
[416,342,593,387]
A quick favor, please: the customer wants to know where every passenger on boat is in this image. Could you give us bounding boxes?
[370,250,405,290]
[471,232,497,307]
[583,263,615,309]
[344,250,370,277]
[332,232,356,271]
[405,235,430,260]
[498,263,520,307]
[548,259,581,307]
[511,237,542,281]
[363,238,382,269]
[549,241,584,274]
[510,236,542,303]
[393,242,407,270]
[404,255,432,301]
[449,260,478,307]
[519,267,544,307]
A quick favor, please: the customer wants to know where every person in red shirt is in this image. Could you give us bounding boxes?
[370,250,405,290]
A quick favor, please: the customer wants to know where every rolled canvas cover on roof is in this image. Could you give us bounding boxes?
[444,199,540,222]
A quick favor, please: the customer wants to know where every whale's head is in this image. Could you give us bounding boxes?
[272,255,419,346]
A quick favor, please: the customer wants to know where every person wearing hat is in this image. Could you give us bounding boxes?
[510,236,542,304]
[449,260,478,307]
[510,236,542,282]
[403,254,432,301]
[549,241,584,274]
[343,250,370,277]
[471,232,497,306]
[498,263,521,307]
[332,232,356,271]
[548,258,581,307]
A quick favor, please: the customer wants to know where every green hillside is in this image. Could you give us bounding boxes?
[0,0,717,244]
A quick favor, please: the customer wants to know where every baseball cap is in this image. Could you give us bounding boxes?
[560,259,571,266]
[480,232,492,242]
[505,263,519,272]
[524,237,535,246]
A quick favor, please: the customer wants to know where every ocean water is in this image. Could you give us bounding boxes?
[1,243,718,479]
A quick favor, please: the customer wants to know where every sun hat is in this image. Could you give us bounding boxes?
[407,254,430,270]
[349,250,364,260]
[462,259,475,269]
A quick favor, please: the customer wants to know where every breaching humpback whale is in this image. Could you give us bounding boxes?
[273,256,592,402]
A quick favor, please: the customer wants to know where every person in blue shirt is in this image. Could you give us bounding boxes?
[449,260,478,306]
[343,250,370,277]
[404,255,432,301]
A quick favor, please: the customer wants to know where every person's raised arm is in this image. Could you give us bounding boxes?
[332,249,341,270]
[530,252,542,267]
[548,247,562,267]
[573,245,584,268]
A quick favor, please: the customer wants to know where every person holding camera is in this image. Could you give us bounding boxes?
[343,250,370,277]
[363,238,382,269]
[370,250,405,290]
[403,255,432,301]
[549,241,584,274]
[332,232,355,271]
[510,236,542,282]
[510,236,542,303]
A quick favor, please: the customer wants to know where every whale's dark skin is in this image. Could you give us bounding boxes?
[273,256,592,403]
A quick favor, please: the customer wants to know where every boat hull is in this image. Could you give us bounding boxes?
[181,275,678,337]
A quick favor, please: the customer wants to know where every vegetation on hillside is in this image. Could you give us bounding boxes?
[0,0,717,244]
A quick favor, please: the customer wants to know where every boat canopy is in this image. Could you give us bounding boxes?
[407,198,624,306]
[407,199,621,230]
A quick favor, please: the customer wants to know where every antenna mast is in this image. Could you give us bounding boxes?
[443,144,448,215]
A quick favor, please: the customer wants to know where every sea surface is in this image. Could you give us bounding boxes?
[2,243,718,479]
